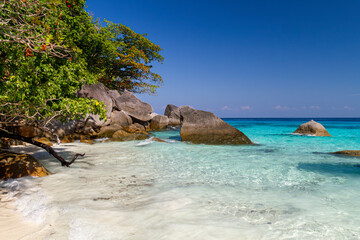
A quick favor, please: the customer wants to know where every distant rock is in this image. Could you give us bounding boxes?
[180,106,253,145]
[293,120,331,137]
[150,115,169,130]
[164,104,181,125]
[0,151,50,180]
[113,90,153,122]
[330,150,360,157]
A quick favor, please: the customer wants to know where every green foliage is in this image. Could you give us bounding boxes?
[0,0,163,126]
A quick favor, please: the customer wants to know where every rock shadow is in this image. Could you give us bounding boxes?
[297,162,360,176]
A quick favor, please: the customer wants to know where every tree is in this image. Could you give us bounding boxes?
[0,0,164,166]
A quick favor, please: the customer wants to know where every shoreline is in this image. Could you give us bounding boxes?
[0,188,41,240]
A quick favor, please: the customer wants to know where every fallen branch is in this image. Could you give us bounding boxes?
[0,128,84,167]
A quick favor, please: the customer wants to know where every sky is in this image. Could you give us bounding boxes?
[86,0,360,117]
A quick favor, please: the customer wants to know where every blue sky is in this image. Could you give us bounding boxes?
[86,0,360,117]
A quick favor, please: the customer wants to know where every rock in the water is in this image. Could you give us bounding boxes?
[164,104,181,125]
[330,150,360,157]
[150,115,169,130]
[110,110,132,126]
[111,130,149,141]
[293,120,331,137]
[0,151,50,180]
[152,137,167,143]
[113,90,153,122]
[180,106,253,145]
[77,83,113,126]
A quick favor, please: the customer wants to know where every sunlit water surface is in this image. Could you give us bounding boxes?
[1,118,360,239]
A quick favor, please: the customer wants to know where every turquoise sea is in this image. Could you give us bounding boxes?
[1,118,360,239]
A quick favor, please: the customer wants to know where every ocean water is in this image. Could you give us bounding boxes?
[1,118,360,240]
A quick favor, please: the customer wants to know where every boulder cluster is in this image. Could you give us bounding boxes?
[2,83,253,146]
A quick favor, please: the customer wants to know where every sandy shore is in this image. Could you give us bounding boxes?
[0,185,41,240]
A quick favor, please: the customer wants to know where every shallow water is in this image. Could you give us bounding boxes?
[1,118,360,239]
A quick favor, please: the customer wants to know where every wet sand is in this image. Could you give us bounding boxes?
[0,189,40,240]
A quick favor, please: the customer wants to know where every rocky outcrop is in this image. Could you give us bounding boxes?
[293,120,331,137]
[0,151,50,180]
[113,90,153,122]
[164,104,181,125]
[77,83,113,126]
[150,115,169,130]
[110,110,132,126]
[180,106,253,145]
[330,150,360,157]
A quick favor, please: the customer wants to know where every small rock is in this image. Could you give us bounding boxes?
[293,120,331,137]
[152,137,167,143]
[330,150,360,157]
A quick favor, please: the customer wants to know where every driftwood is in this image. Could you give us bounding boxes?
[0,129,84,167]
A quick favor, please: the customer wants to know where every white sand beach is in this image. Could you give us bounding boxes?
[0,189,40,240]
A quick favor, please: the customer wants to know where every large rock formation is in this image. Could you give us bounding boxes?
[113,90,153,122]
[180,106,252,145]
[150,115,169,130]
[330,150,360,157]
[110,110,132,126]
[164,104,181,125]
[77,83,113,126]
[0,151,50,180]
[293,120,331,137]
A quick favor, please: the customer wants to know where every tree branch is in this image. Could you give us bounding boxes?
[0,128,84,167]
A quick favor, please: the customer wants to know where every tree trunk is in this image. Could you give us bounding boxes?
[0,129,84,167]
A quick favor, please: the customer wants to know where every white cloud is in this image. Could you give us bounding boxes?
[274,105,290,110]
[240,105,253,110]
[309,105,320,110]
[344,105,351,110]
[221,105,232,111]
